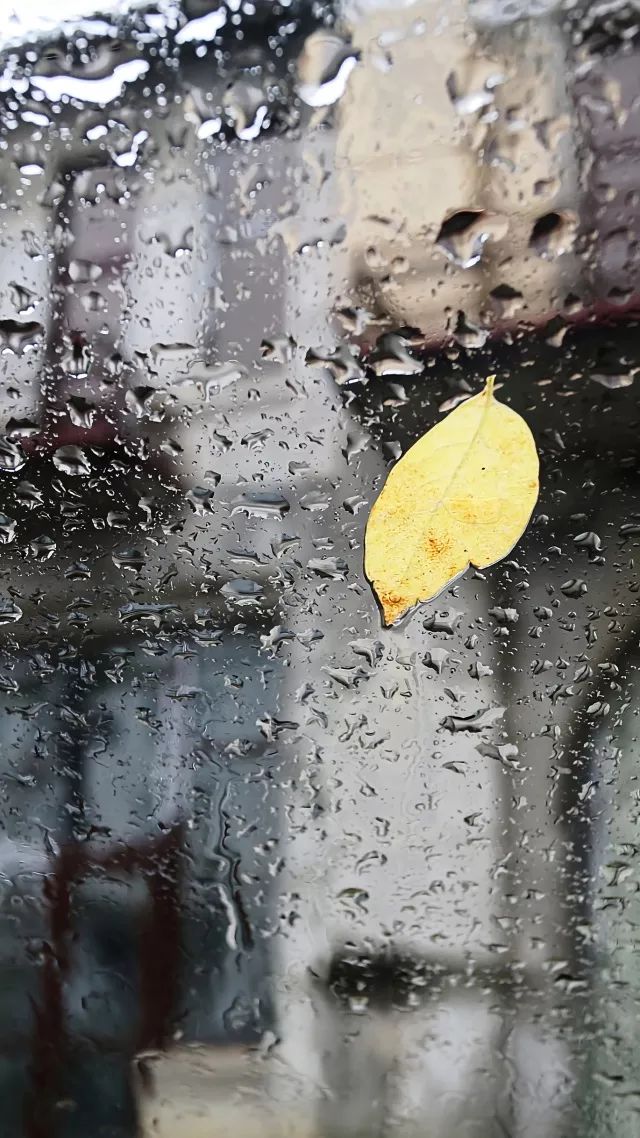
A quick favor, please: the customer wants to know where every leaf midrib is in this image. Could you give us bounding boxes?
[398,387,494,584]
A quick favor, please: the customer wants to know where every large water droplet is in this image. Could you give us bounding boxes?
[220,578,264,604]
[529,211,577,258]
[0,319,42,355]
[230,491,290,520]
[0,514,16,544]
[0,601,22,625]
[298,31,358,108]
[31,58,150,105]
[30,535,56,561]
[436,210,508,269]
[0,438,26,472]
[53,445,91,476]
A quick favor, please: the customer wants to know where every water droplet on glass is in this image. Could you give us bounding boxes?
[369,333,423,377]
[230,492,290,520]
[220,578,264,605]
[53,445,91,477]
[30,535,56,561]
[0,514,16,544]
[592,370,635,389]
[574,531,603,553]
[441,706,505,733]
[6,418,38,439]
[223,81,269,141]
[31,58,150,105]
[261,336,295,364]
[436,210,508,269]
[561,578,588,598]
[187,486,217,515]
[112,548,145,572]
[305,345,364,386]
[308,556,348,580]
[66,396,97,429]
[446,68,505,115]
[15,481,42,508]
[9,282,37,316]
[0,600,22,625]
[529,210,577,257]
[118,602,178,626]
[175,7,227,45]
[0,319,42,355]
[125,385,166,421]
[453,311,489,349]
[489,283,524,319]
[0,438,26,472]
[298,31,358,108]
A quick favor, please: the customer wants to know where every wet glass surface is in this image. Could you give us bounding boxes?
[1,0,640,1135]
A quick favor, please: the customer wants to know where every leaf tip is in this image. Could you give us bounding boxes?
[378,589,409,627]
[485,374,496,398]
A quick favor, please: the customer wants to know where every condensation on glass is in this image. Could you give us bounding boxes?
[0,0,638,1135]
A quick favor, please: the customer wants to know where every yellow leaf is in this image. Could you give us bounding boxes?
[364,377,539,625]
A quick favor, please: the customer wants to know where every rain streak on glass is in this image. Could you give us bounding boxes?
[0,1,638,1137]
